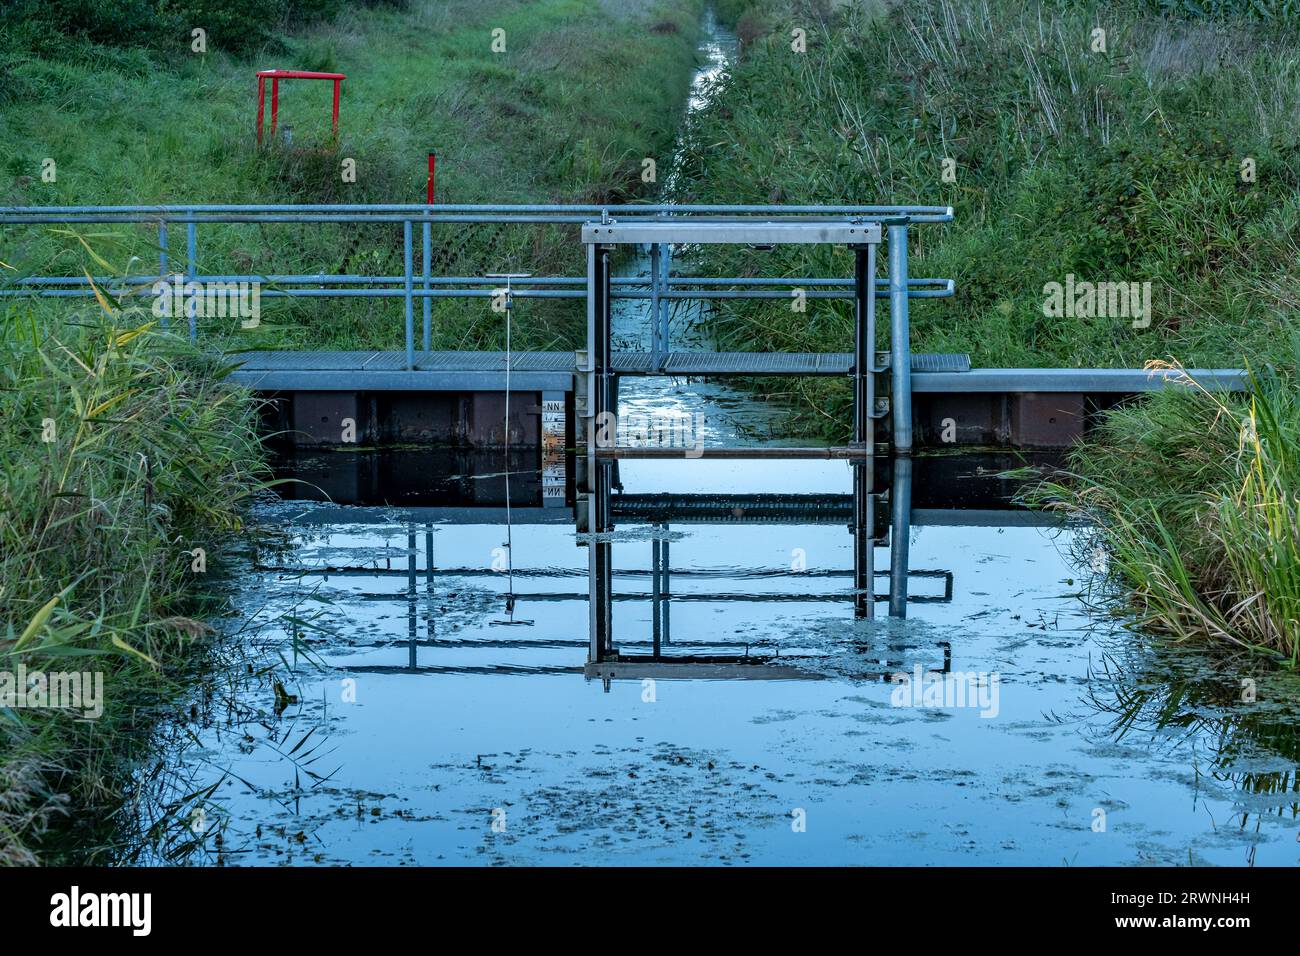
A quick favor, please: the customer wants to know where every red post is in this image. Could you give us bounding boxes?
[270,78,279,138]
[427,152,436,204]
[332,79,340,133]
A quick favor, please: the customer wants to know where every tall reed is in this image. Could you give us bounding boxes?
[1033,352,1300,661]
[0,297,266,862]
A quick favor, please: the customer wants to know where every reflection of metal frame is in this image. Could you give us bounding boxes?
[583,457,942,681]
[584,659,822,682]
[584,641,954,686]
[254,481,950,682]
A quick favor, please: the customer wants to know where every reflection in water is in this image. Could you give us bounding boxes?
[91,450,1300,867]
[1078,640,1300,861]
[270,447,548,508]
[583,454,952,685]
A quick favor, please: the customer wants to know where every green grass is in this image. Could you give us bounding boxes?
[1148,0,1300,20]
[2,0,705,352]
[1029,348,1300,662]
[0,295,266,864]
[676,0,1300,439]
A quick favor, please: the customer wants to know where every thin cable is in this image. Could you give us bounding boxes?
[488,272,532,626]
[503,276,514,611]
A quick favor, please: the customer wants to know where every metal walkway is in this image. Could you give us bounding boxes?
[228,349,1248,393]
[227,349,976,390]
[231,349,574,391]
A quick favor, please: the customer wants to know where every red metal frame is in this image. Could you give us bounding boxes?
[427,152,436,204]
[256,70,346,145]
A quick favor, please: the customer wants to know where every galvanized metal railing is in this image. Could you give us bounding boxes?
[0,203,955,376]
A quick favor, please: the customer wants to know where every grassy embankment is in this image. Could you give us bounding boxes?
[1035,355,1299,663]
[0,310,266,864]
[2,0,705,351]
[0,0,706,862]
[681,0,1299,657]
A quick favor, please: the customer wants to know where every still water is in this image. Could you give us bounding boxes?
[103,6,1299,867]
[112,449,1299,866]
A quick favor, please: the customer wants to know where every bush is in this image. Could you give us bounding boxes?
[161,0,288,54]
[0,0,371,60]
[0,299,266,862]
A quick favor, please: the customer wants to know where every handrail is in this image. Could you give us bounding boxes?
[1,204,956,373]
[4,275,955,299]
[0,202,954,223]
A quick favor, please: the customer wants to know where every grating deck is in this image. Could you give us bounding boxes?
[230,350,575,391]
[613,351,969,374]
[233,350,575,372]
[232,349,969,378]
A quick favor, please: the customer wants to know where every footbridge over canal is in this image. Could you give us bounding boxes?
[4,202,1246,457]
[4,203,1248,635]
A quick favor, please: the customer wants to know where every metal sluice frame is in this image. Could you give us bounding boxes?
[0,204,952,383]
[576,215,941,664]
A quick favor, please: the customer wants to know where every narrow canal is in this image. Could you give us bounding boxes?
[96,9,1299,866]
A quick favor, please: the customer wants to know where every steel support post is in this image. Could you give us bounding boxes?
[658,243,671,368]
[585,241,614,662]
[851,244,877,618]
[888,455,912,617]
[591,244,612,531]
[157,220,169,329]
[403,219,415,370]
[185,219,198,342]
[422,218,432,351]
[649,242,662,366]
[852,245,878,448]
[887,222,912,453]
[596,246,613,657]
